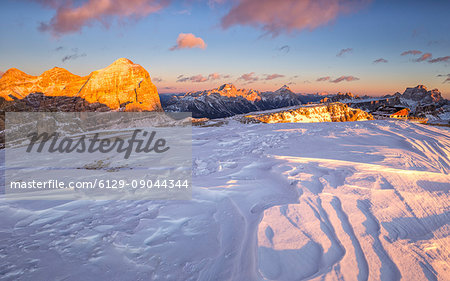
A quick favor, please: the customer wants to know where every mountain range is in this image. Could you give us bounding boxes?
[164,84,308,118]
[0,58,162,112]
[1,58,448,123]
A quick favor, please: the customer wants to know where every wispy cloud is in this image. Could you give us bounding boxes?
[152,77,163,83]
[177,73,228,83]
[428,40,446,46]
[177,74,208,83]
[57,47,87,62]
[174,9,191,15]
[429,56,450,63]
[62,53,87,63]
[264,74,284,80]
[330,76,359,83]
[208,73,221,80]
[337,48,353,57]
[317,75,361,83]
[208,0,226,8]
[34,0,170,36]
[316,76,330,82]
[373,58,388,64]
[208,73,231,80]
[237,72,259,83]
[170,33,207,51]
[220,0,371,37]
[438,74,450,83]
[414,53,432,62]
[278,45,290,53]
[401,50,422,56]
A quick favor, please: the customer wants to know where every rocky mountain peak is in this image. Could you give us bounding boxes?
[402,85,443,103]
[40,67,80,80]
[0,59,162,111]
[218,83,237,92]
[111,58,134,65]
[275,85,293,93]
[1,68,33,80]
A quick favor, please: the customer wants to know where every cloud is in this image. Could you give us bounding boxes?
[58,47,86,62]
[337,48,353,57]
[35,0,170,36]
[438,74,450,83]
[177,73,228,83]
[330,76,359,83]
[208,0,226,8]
[170,33,207,51]
[414,53,432,62]
[152,77,163,83]
[190,75,208,83]
[174,9,191,15]
[278,45,290,53]
[208,73,222,80]
[316,76,330,82]
[221,0,370,36]
[428,40,446,46]
[237,72,259,83]
[373,58,388,64]
[429,56,450,63]
[62,53,87,62]
[265,74,284,80]
[177,75,207,83]
[401,50,422,56]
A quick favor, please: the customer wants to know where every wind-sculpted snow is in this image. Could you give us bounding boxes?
[0,120,449,280]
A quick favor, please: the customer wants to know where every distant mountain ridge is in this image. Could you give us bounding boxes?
[397,85,444,104]
[343,85,449,124]
[0,58,162,112]
[164,83,305,118]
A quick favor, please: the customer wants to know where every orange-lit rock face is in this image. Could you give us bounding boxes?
[245,103,373,123]
[193,83,262,102]
[0,58,162,111]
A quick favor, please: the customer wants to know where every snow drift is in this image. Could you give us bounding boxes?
[0,120,449,280]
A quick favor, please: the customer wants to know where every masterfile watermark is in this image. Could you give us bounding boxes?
[26,129,170,159]
[3,112,192,200]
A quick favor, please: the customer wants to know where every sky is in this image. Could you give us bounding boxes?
[0,0,449,97]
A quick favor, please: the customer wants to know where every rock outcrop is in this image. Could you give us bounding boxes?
[0,58,162,111]
[243,102,373,123]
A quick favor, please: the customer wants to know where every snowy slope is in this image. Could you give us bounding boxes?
[0,120,449,280]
